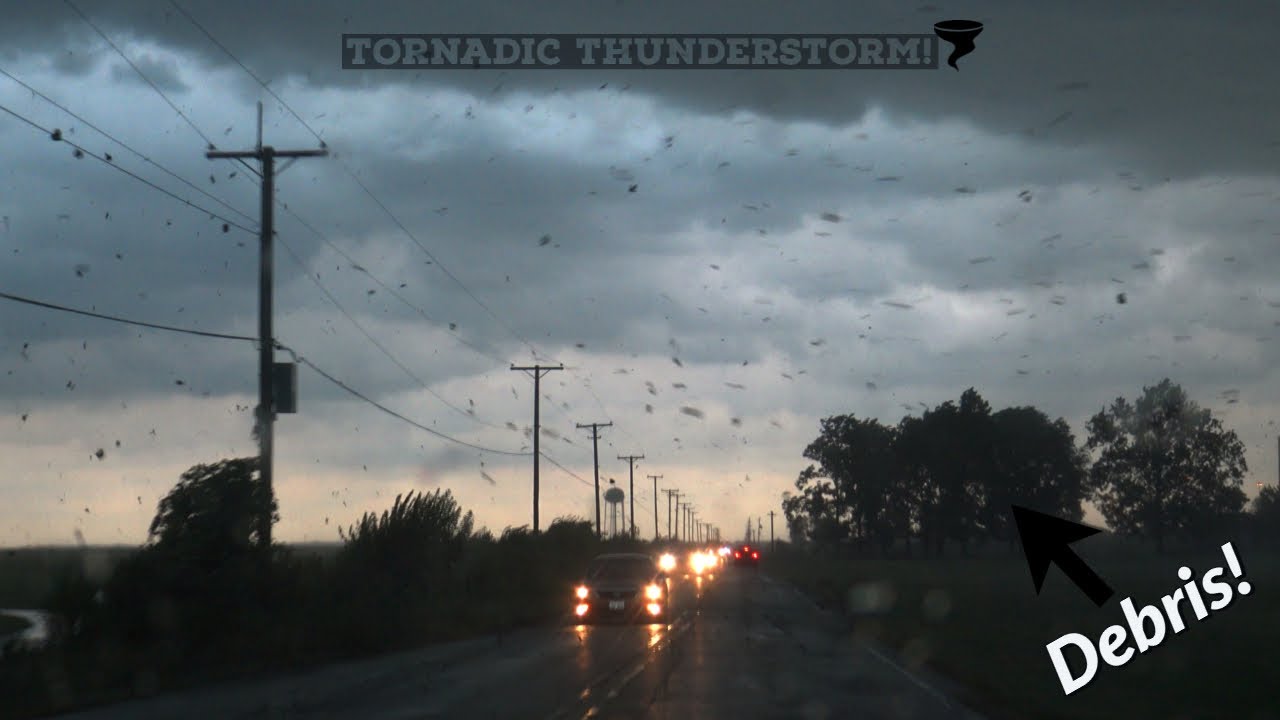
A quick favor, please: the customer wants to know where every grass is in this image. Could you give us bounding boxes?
[0,546,133,608]
[763,538,1279,720]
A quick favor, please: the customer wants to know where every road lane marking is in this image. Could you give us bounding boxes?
[863,644,953,709]
[575,614,695,720]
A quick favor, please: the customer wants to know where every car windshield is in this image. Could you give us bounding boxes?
[586,558,655,581]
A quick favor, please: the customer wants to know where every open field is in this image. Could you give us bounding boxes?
[763,539,1278,720]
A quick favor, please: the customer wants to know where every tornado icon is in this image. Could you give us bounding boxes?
[933,19,983,70]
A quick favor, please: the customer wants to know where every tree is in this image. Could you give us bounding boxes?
[982,407,1089,548]
[1248,485,1280,546]
[1085,379,1248,551]
[147,456,277,565]
[895,390,991,556]
[800,414,906,552]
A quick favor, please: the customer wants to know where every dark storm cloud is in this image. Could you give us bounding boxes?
[4,0,1278,179]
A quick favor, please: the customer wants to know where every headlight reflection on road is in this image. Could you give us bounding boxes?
[647,623,664,647]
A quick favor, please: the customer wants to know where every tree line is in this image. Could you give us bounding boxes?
[4,459,636,717]
[782,379,1275,556]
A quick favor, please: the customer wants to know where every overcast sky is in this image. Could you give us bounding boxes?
[2,1,1279,546]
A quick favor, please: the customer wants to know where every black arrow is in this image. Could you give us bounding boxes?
[1011,505,1114,607]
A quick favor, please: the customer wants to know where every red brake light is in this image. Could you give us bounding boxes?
[752,552,759,559]
[734,552,741,558]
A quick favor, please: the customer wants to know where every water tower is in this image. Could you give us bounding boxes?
[604,480,626,539]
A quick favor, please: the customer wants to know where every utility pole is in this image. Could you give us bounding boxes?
[663,489,679,541]
[649,475,663,541]
[758,517,764,545]
[768,510,776,551]
[618,454,644,538]
[206,103,326,549]
[511,363,563,532]
[577,421,612,537]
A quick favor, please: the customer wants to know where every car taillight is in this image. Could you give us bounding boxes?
[752,552,759,559]
[734,552,741,558]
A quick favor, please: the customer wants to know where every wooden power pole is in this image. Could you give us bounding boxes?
[577,421,612,537]
[206,103,326,548]
[511,363,563,531]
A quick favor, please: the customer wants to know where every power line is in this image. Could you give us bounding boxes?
[63,0,261,182]
[167,0,328,149]
[0,66,258,228]
[278,347,531,457]
[276,236,506,432]
[0,102,257,234]
[274,198,507,365]
[0,289,255,342]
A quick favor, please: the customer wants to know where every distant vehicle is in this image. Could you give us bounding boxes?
[572,553,670,623]
[732,544,760,567]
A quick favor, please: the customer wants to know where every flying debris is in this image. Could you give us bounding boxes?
[809,339,826,347]
[1007,309,1026,316]
[820,212,841,223]
[730,417,742,427]
[866,382,877,390]
[645,404,654,414]
[672,357,683,367]
[955,186,976,194]
[969,256,994,264]
[481,471,496,486]
[94,448,105,460]
[781,373,793,380]
[875,176,901,182]
[882,301,914,310]
[679,406,704,419]
[1116,292,1128,304]
[1018,190,1033,202]
[725,382,745,390]
[538,234,552,246]
[74,264,90,278]
[672,382,687,389]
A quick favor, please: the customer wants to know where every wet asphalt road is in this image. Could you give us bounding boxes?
[49,567,989,720]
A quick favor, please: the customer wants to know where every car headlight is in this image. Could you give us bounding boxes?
[576,585,589,599]
[645,583,663,600]
[658,553,677,572]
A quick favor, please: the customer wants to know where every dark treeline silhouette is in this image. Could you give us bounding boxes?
[2,457,643,718]
[783,380,1260,557]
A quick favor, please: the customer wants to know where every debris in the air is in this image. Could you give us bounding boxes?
[809,339,826,347]
[730,417,742,427]
[539,234,552,246]
[882,301,914,309]
[969,256,994,264]
[679,406,704,419]
[866,382,878,390]
[51,128,62,141]
[628,184,638,192]
[645,404,654,414]
[175,379,185,386]
[73,148,84,159]
[672,382,686,389]
[74,264,90,278]
[781,373,793,380]
[710,264,720,270]
[1007,309,1026,316]
[449,323,457,331]
[1018,190,1033,202]
[725,382,745,390]
[645,382,657,396]
[66,381,75,390]
[820,212,841,223]
[94,448,105,460]
[481,471,496,486]
[1131,261,1150,270]
[954,186,975,194]
[1116,292,1128,304]
[575,343,585,349]
[672,357,683,367]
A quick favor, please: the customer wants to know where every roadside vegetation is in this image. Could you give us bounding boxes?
[0,457,639,719]
[770,379,1280,720]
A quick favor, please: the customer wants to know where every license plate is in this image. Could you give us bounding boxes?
[609,600,625,610]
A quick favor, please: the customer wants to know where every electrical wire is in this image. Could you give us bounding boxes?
[0,102,257,234]
[0,288,530,456]
[0,289,255,341]
[0,66,259,228]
